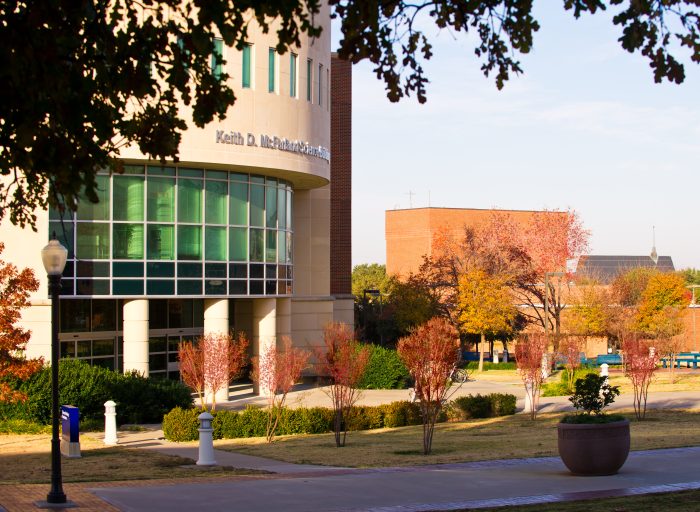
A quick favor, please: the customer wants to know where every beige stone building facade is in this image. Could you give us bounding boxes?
[0,10,353,393]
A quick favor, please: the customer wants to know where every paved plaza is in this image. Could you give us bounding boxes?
[2,376,700,512]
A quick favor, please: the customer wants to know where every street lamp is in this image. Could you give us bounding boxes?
[41,237,68,506]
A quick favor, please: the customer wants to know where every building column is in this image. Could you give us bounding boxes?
[276,298,291,341]
[253,298,277,396]
[204,298,230,404]
[122,299,149,376]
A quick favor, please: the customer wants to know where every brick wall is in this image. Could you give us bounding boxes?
[330,54,352,295]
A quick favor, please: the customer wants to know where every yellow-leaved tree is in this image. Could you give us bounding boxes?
[458,267,517,372]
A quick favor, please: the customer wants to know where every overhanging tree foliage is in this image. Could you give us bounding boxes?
[2,1,698,228]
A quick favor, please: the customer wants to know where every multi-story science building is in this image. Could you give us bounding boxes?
[1,9,353,390]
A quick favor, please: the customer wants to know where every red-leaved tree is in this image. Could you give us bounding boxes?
[179,331,249,411]
[622,335,659,420]
[178,339,206,409]
[0,242,41,404]
[397,317,460,455]
[251,336,310,443]
[515,333,547,420]
[316,322,370,447]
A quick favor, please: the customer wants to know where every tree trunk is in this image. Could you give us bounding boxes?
[478,333,485,372]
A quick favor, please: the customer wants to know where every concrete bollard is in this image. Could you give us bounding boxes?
[600,363,609,378]
[104,400,118,446]
[197,412,216,466]
[493,351,499,364]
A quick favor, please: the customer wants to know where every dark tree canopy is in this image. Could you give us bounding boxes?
[1,0,698,228]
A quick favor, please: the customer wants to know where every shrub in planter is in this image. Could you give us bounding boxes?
[558,374,629,476]
[162,407,201,442]
[358,346,411,389]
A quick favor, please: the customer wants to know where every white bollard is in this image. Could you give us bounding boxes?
[600,363,609,378]
[493,351,499,364]
[197,412,216,466]
[104,400,118,446]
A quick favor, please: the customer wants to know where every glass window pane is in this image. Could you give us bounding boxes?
[250,184,264,227]
[147,177,175,222]
[113,224,144,259]
[77,340,91,358]
[250,228,264,262]
[178,178,202,223]
[205,227,226,261]
[76,223,110,259]
[278,231,286,263]
[92,300,116,331]
[93,339,115,356]
[290,53,297,97]
[169,300,194,329]
[286,190,292,230]
[205,180,227,224]
[266,230,276,262]
[307,58,312,101]
[60,299,91,332]
[77,175,110,221]
[113,176,144,221]
[178,225,202,260]
[230,227,247,261]
[149,300,168,329]
[286,231,292,263]
[147,225,174,260]
[268,48,275,93]
[277,187,286,230]
[242,44,251,88]
[230,182,248,225]
[265,186,277,228]
[318,63,323,105]
[49,221,75,259]
[211,38,223,80]
[147,166,175,176]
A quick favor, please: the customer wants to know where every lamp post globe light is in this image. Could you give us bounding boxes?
[41,237,68,506]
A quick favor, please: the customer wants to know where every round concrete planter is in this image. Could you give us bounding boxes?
[557,418,630,476]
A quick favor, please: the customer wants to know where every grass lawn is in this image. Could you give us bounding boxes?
[214,409,700,468]
[0,434,266,485]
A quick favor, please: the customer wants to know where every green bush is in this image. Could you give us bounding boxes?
[358,345,411,389]
[163,401,440,441]
[162,407,201,442]
[0,418,50,434]
[381,401,422,428]
[490,393,517,416]
[450,393,518,420]
[1,359,193,425]
[465,361,517,371]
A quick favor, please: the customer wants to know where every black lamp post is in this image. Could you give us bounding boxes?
[41,237,68,505]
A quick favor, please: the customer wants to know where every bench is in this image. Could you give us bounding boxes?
[661,354,700,369]
[596,354,623,365]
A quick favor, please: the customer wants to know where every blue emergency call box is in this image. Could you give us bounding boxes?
[60,405,81,458]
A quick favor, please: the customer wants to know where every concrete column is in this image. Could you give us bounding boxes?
[204,298,230,404]
[122,299,149,375]
[276,298,291,341]
[253,298,277,396]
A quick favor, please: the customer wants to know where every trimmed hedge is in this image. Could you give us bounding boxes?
[0,359,193,425]
[449,393,518,420]
[162,395,519,442]
[358,345,411,389]
[163,401,428,442]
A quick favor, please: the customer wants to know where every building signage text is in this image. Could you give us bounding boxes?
[215,129,330,163]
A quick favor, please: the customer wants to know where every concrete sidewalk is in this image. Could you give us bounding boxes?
[91,447,700,512]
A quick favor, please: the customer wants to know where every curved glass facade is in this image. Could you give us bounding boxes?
[49,165,293,297]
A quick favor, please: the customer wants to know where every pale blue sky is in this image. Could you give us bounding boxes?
[335,4,700,270]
